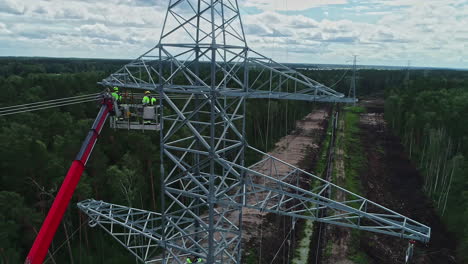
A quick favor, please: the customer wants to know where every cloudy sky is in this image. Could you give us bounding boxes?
[0,0,467,68]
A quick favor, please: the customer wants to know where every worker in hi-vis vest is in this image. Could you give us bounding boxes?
[186,255,203,263]
[142,91,155,124]
[111,86,124,120]
[142,91,151,105]
[111,86,122,102]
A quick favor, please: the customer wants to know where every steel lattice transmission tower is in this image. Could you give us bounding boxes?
[78,1,430,263]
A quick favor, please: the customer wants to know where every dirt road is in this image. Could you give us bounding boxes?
[242,107,331,263]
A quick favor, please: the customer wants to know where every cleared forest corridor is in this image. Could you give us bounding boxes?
[358,101,457,263]
[242,107,331,264]
[318,101,457,264]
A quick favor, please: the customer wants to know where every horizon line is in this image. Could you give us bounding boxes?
[0,55,467,71]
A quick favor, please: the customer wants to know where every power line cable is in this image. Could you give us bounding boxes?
[0,97,101,116]
[43,220,88,264]
[0,91,193,117]
[0,95,101,113]
[328,68,351,88]
[269,219,296,264]
[0,93,101,111]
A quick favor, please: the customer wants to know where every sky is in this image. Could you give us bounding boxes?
[0,0,467,68]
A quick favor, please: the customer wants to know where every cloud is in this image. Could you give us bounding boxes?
[241,0,348,11]
[0,0,466,68]
[289,15,319,29]
[18,30,50,40]
[0,0,25,15]
[0,23,11,34]
[19,0,166,27]
[32,6,48,15]
[243,0,467,67]
[244,23,292,37]
[323,36,357,43]
[117,0,164,6]
[244,24,269,36]
[369,30,409,43]
[320,19,353,34]
[302,32,323,41]
[78,24,122,42]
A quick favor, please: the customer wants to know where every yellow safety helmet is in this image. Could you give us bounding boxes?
[113,86,119,91]
[145,91,151,94]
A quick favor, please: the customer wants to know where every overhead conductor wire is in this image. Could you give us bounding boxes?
[0,93,103,116]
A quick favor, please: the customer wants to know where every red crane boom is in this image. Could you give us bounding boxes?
[25,97,113,264]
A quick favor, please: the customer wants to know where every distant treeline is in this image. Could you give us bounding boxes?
[385,70,468,262]
[0,57,443,97]
[0,57,130,77]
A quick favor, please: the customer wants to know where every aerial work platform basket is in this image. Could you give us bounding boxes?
[110,104,160,131]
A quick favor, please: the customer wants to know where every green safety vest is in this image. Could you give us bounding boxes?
[186,258,202,263]
[111,92,122,101]
[142,96,150,104]
[151,97,157,105]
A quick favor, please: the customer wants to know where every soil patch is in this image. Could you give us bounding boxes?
[319,100,457,264]
[358,103,457,264]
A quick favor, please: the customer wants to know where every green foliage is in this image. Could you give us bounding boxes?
[340,109,371,263]
[0,191,41,263]
[385,71,468,261]
[342,106,366,196]
[323,240,333,258]
[315,111,334,177]
[348,230,371,264]
[0,57,128,77]
[0,58,314,262]
[0,59,161,262]
[349,251,370,264]
[245,248,257,264]
[245,98,313,155]
[291,219,314,264]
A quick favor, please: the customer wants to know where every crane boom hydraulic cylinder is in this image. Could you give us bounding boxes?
[25,96,113,264]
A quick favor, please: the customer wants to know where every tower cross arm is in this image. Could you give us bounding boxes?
[217,146,430,243]
[99,46,357,103]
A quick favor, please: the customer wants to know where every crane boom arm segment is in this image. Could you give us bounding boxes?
[25,97,113,264]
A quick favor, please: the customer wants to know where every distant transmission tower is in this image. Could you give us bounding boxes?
[78,1,430,263]
[348,55,357,105]
[405,60,411,90]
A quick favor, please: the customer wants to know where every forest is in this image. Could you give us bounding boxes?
[0,57,314,263]
[385,70,468,262]
[0,57,467,263]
